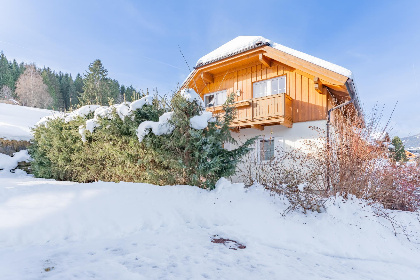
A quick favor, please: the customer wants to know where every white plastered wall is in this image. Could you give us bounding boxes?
[227,120,327,183]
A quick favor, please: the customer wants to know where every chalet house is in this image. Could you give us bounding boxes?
[181,36,362,164]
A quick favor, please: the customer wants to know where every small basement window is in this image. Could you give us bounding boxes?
[253,76,286,98]
[258,139,275,162]
[204,90,227,107]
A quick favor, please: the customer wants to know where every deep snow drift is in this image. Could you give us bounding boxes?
[0,172,419,280]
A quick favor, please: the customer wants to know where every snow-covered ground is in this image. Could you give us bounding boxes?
[0,103,55,141]
[0,172,420,280]
[1,104,420,279]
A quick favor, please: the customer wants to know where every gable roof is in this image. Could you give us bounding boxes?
[196,36,353,78]
[189,36,363,116]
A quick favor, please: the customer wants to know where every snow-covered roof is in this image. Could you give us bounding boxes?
[196,36,353,78]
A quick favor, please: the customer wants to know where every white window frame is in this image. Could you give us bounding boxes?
[253,75,287,98]
[204,89,228,108]
[257,138,275,162]
[257,137,285,162]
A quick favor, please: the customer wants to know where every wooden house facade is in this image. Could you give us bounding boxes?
[181,36,362,170]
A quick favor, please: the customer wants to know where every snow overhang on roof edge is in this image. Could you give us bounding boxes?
[194,36,353,79]
[195,41,270,68]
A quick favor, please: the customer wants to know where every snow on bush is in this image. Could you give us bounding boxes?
[130,95,153,111]
[50,91,218,142]
[36,113,66,127]
[36,95,159,143]
[136,112,175,142]
[180,88,204,107]
[190,111,214,130]
[64,105,101,123]
[30,91,253,189]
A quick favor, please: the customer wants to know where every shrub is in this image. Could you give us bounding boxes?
[237,107,420,212]
[29,91,254,189]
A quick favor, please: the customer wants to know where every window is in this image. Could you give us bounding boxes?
[253,76,286,98]
[258,139,275,162]
[204,90,227,107]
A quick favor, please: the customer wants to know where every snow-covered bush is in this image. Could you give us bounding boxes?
[29,90,254,189]
[142,91,255,189]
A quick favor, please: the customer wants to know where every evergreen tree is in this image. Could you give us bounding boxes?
[125,85,141,102]
[11,59,24,93]
[42,67,63,110]
[81,59,111,105]
[107,78,122,103]
[0,52,14,91]
[391,136,407,162]
[144,92,255,189]
[74,73,84,107]
[120,85,126,101]
[66,74,77,109]
[0,52,141,110]
[58,72,76,110]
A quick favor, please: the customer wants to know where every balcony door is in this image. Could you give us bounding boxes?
[253,76,286,98]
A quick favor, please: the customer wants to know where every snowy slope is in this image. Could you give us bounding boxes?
[0,103,55,141]
[0,173,419,280]
[402,133,420,149]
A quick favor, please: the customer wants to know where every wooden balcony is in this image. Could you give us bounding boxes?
[206,93,293,129]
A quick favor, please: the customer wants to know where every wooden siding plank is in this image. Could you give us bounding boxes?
[245,67,252,119]
[308,78,315,120]
[302,76,309,122]
[295,73,302,122]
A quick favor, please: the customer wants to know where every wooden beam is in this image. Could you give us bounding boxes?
[251,124,264,131]
[314,77,324,94]
[259,54,271,68]
[230,127,240,133]
[196,48,265,71]
[201,72,214,84]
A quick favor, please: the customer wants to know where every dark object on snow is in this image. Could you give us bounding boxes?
[211,235,246,250]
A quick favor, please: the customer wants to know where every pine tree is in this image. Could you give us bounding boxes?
[41,68,63,110]
[11,59,24,93]
[144,92,255,189]
[107,79,122,103]
[125,85,141,102]
[391,136,407,162]
[80,59,110,105]
[0,52,14,91]
[74,73,84,107]
[58,73,76,110]
[66,74,77,109]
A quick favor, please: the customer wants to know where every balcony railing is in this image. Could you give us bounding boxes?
[206,93,293,128]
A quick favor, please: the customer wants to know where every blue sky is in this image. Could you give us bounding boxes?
[1,0,419,137]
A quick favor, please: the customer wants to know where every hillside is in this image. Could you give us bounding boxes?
[0,53,143,111]
[402,133,420,149]
[0,103,55,141]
